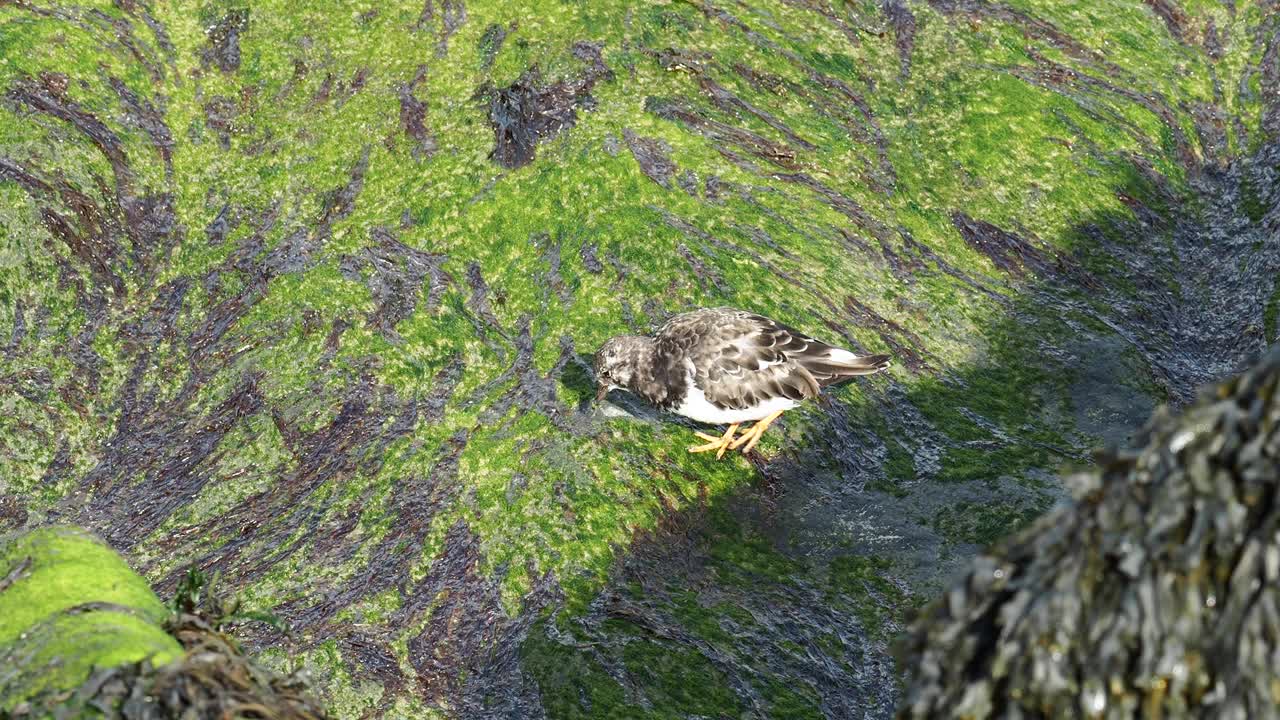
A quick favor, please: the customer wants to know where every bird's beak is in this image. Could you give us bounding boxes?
[596,383,609,402]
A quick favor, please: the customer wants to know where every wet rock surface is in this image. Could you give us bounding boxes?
[0,0,1278,718]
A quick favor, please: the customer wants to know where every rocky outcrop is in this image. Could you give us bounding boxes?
[900,347,1280,718]
[1,0,1277,717]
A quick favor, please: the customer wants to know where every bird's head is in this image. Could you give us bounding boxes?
[593,336,648,401]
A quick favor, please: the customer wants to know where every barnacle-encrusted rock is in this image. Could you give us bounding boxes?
[899,347,1280,719]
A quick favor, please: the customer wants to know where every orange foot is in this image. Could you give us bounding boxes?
[688,423,740,459]
[729,410,784,454]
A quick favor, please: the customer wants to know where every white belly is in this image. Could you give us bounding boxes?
[674,383,798,424]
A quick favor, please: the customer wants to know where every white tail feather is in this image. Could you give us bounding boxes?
[825,347,862,364]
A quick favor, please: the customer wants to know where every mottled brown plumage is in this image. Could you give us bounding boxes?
[595,308,891,457]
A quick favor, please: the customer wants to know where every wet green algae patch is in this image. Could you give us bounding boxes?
[522,500,916,720]
[0,0,1278,717]
[0,525,329,718]
[0,526,182,710]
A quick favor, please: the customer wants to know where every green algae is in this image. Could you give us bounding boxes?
[880,439,915,489]
[934,445,1052,485]
[932,499,1050,548]
[827,555,913,641]
[0,527,182,711]
[1267,280,1280,343]
[521,624,639,720]
[332,586,405,627]
[0,526,174,647]
[1,612,181,710]
[1,0,1274,714]
[905,311,1077,486]
[300,639,386,720]
[523,498,916,719]
[669,591,755,645]
[615,625,743,718]
[1242,173,1268,224]
[756,678,825,720]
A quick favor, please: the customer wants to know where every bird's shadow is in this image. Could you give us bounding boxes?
[559,353,597,412]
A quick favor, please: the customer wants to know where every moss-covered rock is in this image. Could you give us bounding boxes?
[0,0,1277,716]
[1,526,330,718]
[0,526,182,711]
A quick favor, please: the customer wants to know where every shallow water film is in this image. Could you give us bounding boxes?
[0,0,1277,717]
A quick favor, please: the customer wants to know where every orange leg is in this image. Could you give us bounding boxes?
[689,424,741,459]
[729,410,784,454]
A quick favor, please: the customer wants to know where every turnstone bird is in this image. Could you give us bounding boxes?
[595,307,891,458]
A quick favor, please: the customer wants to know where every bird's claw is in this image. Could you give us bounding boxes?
[688,424,740,459]
[727,411,784,455]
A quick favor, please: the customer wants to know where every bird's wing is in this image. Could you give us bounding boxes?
[657,308,891,411]
[656,309,821,411]
[741,312,891,387]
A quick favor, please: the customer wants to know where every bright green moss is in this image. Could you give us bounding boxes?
[0,527,183,711]
[1,612,182,711]
[0,526,174,647]
[298,639,387,720]
[336,587,403,625]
